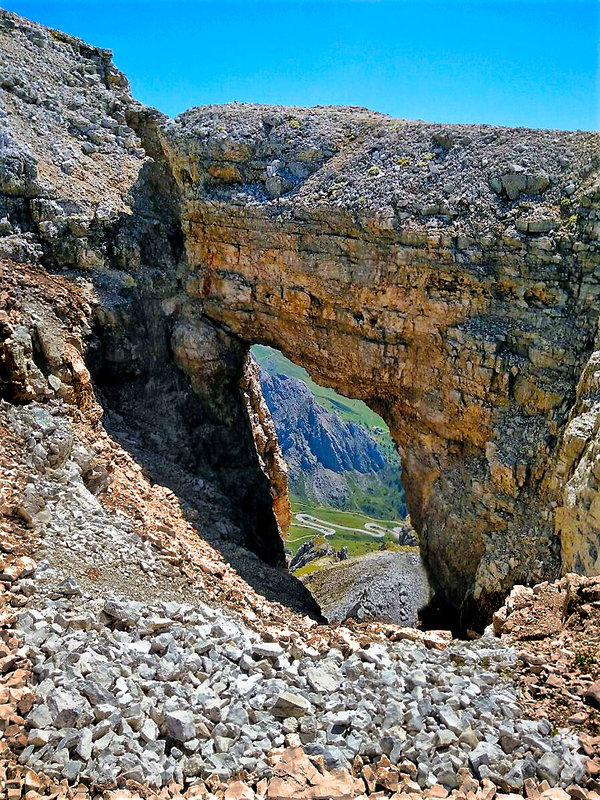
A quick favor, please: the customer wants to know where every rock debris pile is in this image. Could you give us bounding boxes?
[493,575,600,762]
[302,550,431,628]
[16,587,586,791]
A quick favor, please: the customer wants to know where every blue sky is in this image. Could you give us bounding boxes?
[3,0,598,130]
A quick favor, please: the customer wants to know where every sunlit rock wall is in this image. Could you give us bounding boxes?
[160,105,600,623]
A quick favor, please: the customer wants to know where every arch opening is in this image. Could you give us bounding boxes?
[251,344,434,630]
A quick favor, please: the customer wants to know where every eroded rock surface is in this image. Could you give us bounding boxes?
[159,105,600,623]
[241,356,291,537]
[0,9,289,571]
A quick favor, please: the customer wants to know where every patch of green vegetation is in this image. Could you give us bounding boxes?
[367,166,380,176]
[573,649,596,671]
[294,557,336,578]
[288,117,301,129]
[344,464,406,520]
[480,656,491,669]
[396,157,410,166]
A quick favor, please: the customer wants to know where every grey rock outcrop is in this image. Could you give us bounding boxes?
[262,371,385,474]
[289,538,337,572]
[302,550,432,628]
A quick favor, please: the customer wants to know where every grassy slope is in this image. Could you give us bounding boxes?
[287,498,412,561]
[344,464,406,519]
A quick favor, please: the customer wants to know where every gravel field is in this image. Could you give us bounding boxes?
[302,549,432,627]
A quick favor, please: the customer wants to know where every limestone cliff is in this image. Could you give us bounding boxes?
[1,9,600,626]
[158,105,600,624]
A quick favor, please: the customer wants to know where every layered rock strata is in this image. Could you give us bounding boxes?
[159,106,600,623]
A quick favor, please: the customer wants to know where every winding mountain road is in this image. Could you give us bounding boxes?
[293,512,389,538]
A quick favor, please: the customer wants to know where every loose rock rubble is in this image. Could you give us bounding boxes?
[302,549,431,628]
[494,576,600,772]
[15,587,587,791]
[1,393,585,793]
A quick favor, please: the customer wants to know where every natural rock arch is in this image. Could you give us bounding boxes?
[159,106,600,624]
[1,9,599,626]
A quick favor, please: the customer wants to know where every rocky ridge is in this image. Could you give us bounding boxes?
[0,7,293,575]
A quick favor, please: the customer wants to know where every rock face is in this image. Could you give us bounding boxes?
[159,105,600,624]
[551,350,600,576]
[1,9,600,626]
[242,358,291,536]
[262,370,385,472]
[0,10,288,570]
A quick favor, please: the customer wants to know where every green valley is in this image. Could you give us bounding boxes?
[286,498,415,561]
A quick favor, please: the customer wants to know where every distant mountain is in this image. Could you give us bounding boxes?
[253,347,406,519]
